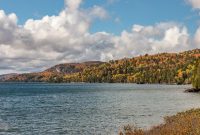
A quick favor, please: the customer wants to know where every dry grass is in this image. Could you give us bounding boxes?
[119,109,200,135]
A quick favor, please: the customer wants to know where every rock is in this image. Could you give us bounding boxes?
[185,88,200,93]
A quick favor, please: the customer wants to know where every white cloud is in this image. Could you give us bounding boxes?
[109,23,191,59]
[186,0,200,9]
[0,0,198,74]
[194,26,200,46]
[89,6,108,19]
[65,0,82,11]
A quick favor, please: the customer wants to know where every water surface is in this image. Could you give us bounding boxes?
[0,83,200,135]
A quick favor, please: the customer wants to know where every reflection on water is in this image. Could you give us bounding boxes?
[0,83,200,135]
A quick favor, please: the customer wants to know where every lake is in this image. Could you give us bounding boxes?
[0,83,200,135]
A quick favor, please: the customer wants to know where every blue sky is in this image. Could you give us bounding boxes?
[0,0,199,35]
[0,0,199,74]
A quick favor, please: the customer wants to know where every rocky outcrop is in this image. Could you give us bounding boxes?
[185,88,200,93]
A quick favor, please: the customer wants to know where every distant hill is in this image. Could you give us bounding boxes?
[0,73,18,81]
[2,49,200,84]
[45,61,104,74]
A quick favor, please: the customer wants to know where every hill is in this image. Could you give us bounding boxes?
[0,73,18,81]
[45,61,104,74]
[2,49,200,84]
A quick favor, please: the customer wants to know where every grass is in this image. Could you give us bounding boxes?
[119,109,200,135]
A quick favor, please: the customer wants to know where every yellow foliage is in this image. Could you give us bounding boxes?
[119,109,200,135]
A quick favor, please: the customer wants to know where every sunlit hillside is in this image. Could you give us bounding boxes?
[4,49,200,84]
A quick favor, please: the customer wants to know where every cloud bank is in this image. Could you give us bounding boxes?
[0,0,199,74]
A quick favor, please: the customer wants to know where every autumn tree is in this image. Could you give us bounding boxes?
[192,59,200,90]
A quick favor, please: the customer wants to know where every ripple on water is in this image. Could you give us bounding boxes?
[0,83,199,135]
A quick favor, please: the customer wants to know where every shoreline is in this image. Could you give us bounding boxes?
[0,81,192,85]
[184,88,200,93]
[119,108,200,135]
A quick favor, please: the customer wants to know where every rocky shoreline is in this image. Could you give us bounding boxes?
[185,88,200,93]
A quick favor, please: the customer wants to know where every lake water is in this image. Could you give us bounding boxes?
[0,83,200,135]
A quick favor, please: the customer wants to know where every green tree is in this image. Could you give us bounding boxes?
[192,60,200,90]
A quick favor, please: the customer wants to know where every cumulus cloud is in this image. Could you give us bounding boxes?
[186,0,200,9]
[65,0,82,11]
[194,27,200,45]
[186,0,200,48]
[0,0,198,74]
[109,23,191,59]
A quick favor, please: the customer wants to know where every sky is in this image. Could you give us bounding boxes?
[0,0,200,74]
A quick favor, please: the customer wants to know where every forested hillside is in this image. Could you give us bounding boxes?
[192,59,200,90]
[3,49,200,84]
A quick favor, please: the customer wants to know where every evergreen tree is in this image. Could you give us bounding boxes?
[192,59,200,90]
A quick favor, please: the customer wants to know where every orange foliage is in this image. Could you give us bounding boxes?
[119,109,200,135]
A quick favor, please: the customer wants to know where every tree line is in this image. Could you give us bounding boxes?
[7,49,200,85]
